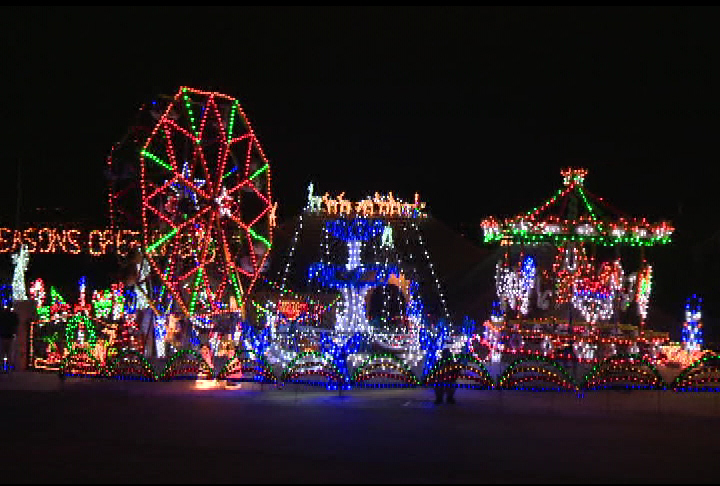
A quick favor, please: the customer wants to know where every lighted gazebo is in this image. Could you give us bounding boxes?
[480,168,674,362]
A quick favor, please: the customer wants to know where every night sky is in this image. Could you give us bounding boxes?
[2,7,718,333]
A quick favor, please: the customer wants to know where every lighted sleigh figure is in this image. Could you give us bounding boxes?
[479,168,674,365]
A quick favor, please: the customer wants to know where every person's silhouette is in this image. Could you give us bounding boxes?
[434,348,459,404]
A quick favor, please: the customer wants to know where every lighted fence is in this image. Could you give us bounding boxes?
[40,336,720,393]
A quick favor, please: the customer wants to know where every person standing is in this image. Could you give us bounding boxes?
[434,348,460,404]
[0,305,20,373]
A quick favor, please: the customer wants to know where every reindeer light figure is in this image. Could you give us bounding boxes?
[337,192,353,216]
[374,192,390,216]
[322,192,339,214]
[355,198,375,217]
[387,192,402,217]
[306,182,323,212]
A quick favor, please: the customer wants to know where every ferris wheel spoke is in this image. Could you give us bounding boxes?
[245,198,271,229]
[224,212,249,232]
[141,149,173,173]
[148,257,187,315]
[194,218,216,268]
[228,133,252,146]
[248,161,269,183]
[216,217,233,264]
[145,204,177,229]
[242,135,255,181]
[173,205,213,235]
[163,118,195,141]
[177,261,203,286]
[175,175,212,202]
[193,144,213,192]
[144,175,180,205]
[248,226,271,249]
[162,127,182,173]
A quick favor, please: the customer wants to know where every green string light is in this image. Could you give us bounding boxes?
[188,267,204,314]
[222,166,238,180]
[146,227,179,254]
[248,227,271,248]
[230,271,243,308]
[182,88,198,136]
[249,163,269,181]
[140,149,173,172]
[227,101,238,140]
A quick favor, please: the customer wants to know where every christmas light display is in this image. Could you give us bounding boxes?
[60,348,104,377]
[495,255,536,316]
[636,264,653,322]
[483,302,505,363]
[216,349,275,383]
[497,356,578,391]
[481,169,674,246]
[306,186,427,219]
[245,186,455,387]
[19,88,720,395]
[424,354,494,389]
[682,294,703,352]
[11,244,29,301]
[380,225,394,249]
[0,227,141,256]
[105,350,158,381]
[672,355,720,392]
[572,260,623,324]
[280,351,344,384]
[481,168,672,364]
[0,285,11,309]
[277,300,310,320]
[158,349,214,381]
[581,355,666,390]
[20,268,718,391]
[306,218,398,333]
[351,353,420,386]
[28,276,147,372]
[139,87,274,318]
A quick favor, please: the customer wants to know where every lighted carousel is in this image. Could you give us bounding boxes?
[479,168,674,364]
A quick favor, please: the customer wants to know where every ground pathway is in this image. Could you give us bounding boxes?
[1,372,718,483]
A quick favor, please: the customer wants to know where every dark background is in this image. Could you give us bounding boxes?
[2,7,718,340]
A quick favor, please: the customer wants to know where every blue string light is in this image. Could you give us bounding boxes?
[325,219,385,242]
[682,294,703,352]
[307,263,400,288]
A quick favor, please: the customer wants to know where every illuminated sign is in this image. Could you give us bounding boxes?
[0,226,239,257]
[277,300,310,320]
[0,228,142,256]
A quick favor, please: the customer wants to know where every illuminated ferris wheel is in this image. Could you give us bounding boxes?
[139,87,275,317]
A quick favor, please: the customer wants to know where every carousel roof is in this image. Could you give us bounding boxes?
[481,168,674,247]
